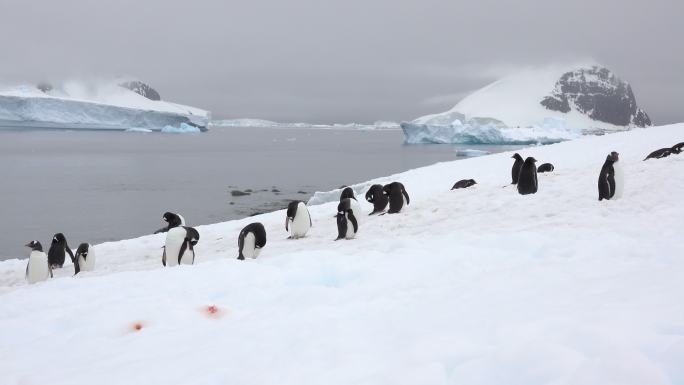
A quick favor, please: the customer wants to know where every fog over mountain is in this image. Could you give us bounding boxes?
[0,0,681,124]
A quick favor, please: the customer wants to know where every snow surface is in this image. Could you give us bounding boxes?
[0,82,210,131]
[1,124,684,385]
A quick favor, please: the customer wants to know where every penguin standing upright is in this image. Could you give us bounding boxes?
[25,241,51,284]
[383,182,410,214]
[598,152,619,201]
[238,222,266,260]
[517,157,538,195]
[47,233,74,269]
[154,212,185,234]
[162,226,199,266]
[74,243,96,275]
[611,151,624,200]
[511,153,524,184]
[365,184,388,215]
[335,198,358,240]
[286,201,312,239]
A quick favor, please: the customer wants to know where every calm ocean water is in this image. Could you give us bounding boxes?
[0,127,522,259]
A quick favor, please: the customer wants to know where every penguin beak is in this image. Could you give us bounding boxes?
[25,242,32,247]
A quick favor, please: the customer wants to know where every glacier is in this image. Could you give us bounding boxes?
[401,117,581,145]
[0,83,210,132]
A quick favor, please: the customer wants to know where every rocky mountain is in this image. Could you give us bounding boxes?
[118,80,161,101]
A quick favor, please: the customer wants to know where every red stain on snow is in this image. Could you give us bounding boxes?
[203,305,226,319]
[132,322,144,331]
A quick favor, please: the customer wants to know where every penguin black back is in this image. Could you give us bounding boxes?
[598,152,618,201]
[286,201,301,221]
[451,179,477,190]
[382,182,410,214]
[643,148,672,161]
[238,222,267,260]
[517,157,538,195]
[511,153,524,184]
[537,163,554,173]
[47,233,74,269]
[670,142,683,154]
[365,184,388,215]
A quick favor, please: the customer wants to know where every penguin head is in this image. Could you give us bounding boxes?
[162,212,174,222]
[25,240,43,251]
[512,153,523,161]
[52,233,66,244]
[76,243,90,257]
[610,151,619,162]
[524,157,537,164]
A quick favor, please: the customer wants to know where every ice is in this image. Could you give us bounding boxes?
[212,119,400,130]
[401,121,581,145]
[455,148,491,157]
[1,123,683,384]
[161,123,202,134]
[125,127,153,133]
[0,82,210,131]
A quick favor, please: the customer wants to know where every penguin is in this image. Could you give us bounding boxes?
[25,241,51,284]
[670,142,683,154]
[154,211,186,234]
[537,163,555,173]
[511,153,524,184]
[383,182,410,214]
[451,179,477,189]
[340,186,356,201]
[643,148,672,161]
[517,157,538,195]
[47,233,74,269]
[285,201,311,239]
[365,184,389,215]
[335,198,358,240]
[162,226,199,266]
[238,222,266,260]
[611,151,624,200]
[73,243,96,275]
[598,151,619,201]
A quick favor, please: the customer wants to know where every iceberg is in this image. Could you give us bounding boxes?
[0,81,210,132]
[161,123,201,134]
[400,118,581,145]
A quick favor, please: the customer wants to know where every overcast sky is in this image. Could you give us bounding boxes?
[1,0,681,124]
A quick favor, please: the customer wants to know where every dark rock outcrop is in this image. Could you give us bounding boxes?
[119,80,161,101]
[541,66,651,127]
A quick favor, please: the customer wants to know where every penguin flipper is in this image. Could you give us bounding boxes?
[402,189,410,205]
[73,258,80,276]
[162,246,167,266]
[237,231,245,260]
[49,265,53,278]
[66,246,75,264]
[285,217,289,232]
[178,240,188,265]
[25,262,29,280]
[348,210,358,233]
[308,208,312,227]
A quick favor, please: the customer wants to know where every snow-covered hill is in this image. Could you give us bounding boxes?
[0,80,210,131]
[1,124,683,385]
[404,65,653,144]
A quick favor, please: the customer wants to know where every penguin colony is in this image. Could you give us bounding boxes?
[22,142,681,284]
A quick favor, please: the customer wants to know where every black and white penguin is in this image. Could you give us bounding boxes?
[365,184,388,215]
[154,211,186,234]
[598,151,619,201]
[383,182,410,214]
[286,201,312,239]
[47,233,74,269]
[451,179,477,190]
[25,241,51,284]
[511,153,524,184]
[643,148,672,161]
[517,157,538,195]
[73,243,96,275]
[670,142,683,154]
[238,222,267,260]
[537,163,555,173]
[335,198,358,240]
[339,187,363,223]
[162,226,199,266]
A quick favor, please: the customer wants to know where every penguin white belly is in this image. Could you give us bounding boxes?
[402,195,408,211]
[242,232,259,259]
[178,214,186,226]
[345,218,356,239]
[613,161,624,199]
[164,227,186,267]
[78,246,96,272]
[290,203,311,238]
[27,251,49,284]
[179,248,194,265]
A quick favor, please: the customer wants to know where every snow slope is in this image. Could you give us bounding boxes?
[1,124,683,385]
[0,82,210,131]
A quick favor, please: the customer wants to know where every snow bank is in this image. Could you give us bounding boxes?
[1,124,683,385]
[0,82,210,131]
